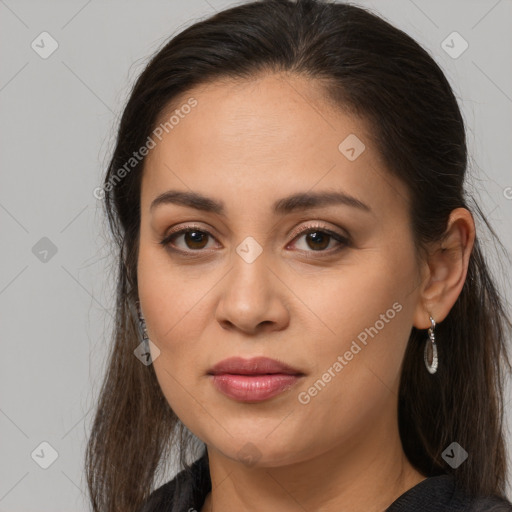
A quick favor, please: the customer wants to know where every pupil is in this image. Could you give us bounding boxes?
[307,232,329,250]
[186,231,206,248]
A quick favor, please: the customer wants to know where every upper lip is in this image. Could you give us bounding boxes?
[208,356,304,376]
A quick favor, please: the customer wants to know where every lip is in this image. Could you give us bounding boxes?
[208,356,305,403]
[208,356,303,376]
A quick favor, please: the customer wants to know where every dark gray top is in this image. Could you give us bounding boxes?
[137,450,512,512]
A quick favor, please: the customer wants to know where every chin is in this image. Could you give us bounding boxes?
[208,436,306,469]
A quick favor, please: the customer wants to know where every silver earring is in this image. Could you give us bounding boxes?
[135,300,150,352]
[424,315,438,374]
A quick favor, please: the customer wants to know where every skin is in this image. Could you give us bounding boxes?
[137,72,475,512]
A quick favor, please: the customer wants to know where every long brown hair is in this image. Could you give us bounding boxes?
[85,1,512,510]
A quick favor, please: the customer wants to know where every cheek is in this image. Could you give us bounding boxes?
[294,250,417,389]
[288,275,415,450]
[294,258,406,340]
[137,247,213,398]
[137,239,215,344]
[143,299,211,430]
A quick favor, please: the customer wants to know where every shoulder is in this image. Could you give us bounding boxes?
[136,474,183,512]
[386,474,512,512]
[465,494,512,512]
[136,453,210,512]
[452,478,512,512]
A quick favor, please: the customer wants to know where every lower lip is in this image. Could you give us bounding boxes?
[210,374,302,402]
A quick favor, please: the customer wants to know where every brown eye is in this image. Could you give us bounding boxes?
[291,227,350,253]
[159,224,350,256]
[160,227,216,252]
[304,231,331,251]
[181,230,209,250]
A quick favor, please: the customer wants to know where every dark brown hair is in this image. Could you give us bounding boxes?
[86,1,512,510]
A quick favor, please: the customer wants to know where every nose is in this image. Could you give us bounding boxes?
[215,251,290,335]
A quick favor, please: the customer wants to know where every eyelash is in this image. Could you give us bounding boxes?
[158,223,351,257]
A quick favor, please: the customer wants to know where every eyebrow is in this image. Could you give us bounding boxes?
[150,189,372,216]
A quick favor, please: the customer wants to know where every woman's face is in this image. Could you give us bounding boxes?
[137,73,426,467]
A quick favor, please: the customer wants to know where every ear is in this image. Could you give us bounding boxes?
[413,207,476,330]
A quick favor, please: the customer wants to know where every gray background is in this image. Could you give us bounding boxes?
[1,0,511,510]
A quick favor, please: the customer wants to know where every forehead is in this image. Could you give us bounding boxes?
[141,73,409,218]
[156,72,360,156]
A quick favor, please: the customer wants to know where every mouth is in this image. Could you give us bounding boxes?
[208,356,303,376]
[207,356,305,402]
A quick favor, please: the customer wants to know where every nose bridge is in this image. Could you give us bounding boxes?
[229,237,271,315]
[215,236,289,333]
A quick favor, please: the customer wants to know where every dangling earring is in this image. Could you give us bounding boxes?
[133,300,160,365]
[424,315,438,374]
[135,300,150,353]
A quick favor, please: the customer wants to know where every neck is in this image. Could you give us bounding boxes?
[200,412,426,512]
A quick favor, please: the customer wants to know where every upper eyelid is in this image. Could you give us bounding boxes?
[165,222,346,238]
[162,223,349,249]
[288,223,348,241]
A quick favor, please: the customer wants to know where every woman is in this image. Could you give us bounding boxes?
[85,1,512,511]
